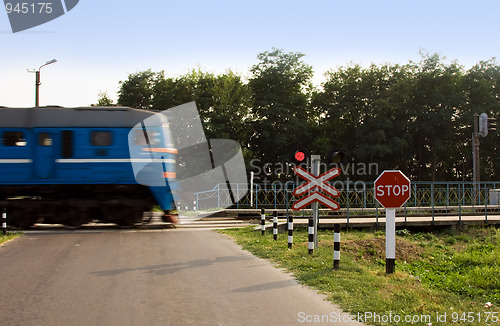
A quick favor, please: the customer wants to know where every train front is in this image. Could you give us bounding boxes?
[129,102,248,224]
[128,110,177,221]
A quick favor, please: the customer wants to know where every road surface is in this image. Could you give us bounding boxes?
[0,229,363,325]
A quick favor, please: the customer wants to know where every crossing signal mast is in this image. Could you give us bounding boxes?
[473,113,496,201]
[289,146,344,248]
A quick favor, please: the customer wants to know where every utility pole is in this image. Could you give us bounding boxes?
[473,113,497,204]
[472,114,480,204]
[28,59,57,107]
[35,70,41,107]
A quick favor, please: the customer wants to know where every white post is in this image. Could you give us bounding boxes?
[273,211,278,240]
[2,208,6,235]
[311,155,321,248]
[333,224,340,270]
[250,171,254,207]
[385,208,396,274]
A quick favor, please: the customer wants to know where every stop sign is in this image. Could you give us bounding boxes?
[374,170,411,208]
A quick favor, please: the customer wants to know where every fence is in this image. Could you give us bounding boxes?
[194,181,500,214]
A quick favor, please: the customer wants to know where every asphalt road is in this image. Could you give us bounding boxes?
[0,229,363,326]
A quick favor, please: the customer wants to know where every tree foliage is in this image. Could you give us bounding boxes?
[114,50,500,181]
[249,48,314,166]
[96,91,114,106]
[117,68,253,154]
[118,70,157,110]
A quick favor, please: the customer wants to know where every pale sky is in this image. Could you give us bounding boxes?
[1,0,500,107]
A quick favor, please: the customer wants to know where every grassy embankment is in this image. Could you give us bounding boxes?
[221,225,500,326]
[0,232,22,246]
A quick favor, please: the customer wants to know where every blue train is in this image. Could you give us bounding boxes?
[0,106,177,228]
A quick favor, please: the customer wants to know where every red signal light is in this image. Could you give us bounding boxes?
[295,151,305,162]
[290,146,309,163]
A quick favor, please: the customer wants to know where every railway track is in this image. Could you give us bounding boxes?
[20,214,251,233]
[10,208,500,233]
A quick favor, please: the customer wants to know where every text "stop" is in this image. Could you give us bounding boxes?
[375,184,410,197]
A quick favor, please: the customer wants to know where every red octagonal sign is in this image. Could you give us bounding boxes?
[374,170,411,208]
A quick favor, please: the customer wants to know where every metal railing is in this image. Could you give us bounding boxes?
[194,181,500,215]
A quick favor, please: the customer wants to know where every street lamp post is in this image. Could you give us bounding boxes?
[28,59,57,107]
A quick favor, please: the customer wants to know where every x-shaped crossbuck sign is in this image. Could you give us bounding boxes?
[292,166,341,211]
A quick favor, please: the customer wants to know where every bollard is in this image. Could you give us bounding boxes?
[273,211,278,240]
[2,208,6,236]
[333,224,340,270]
[260,208,265,235]
[287,215,293,249]
[193,200,196,212]
[308,218,314,254]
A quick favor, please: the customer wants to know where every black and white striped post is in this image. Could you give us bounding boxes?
[260,208,265,235]
[273,211,278,240]
[287,215,293,249]
[308,218,314,254]
[2,208,6,236]
[333,224,340,270]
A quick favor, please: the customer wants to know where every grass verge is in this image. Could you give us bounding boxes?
[220,226,500,326]
[0,231,22,246]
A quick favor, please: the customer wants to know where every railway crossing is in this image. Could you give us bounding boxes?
[0,228,364,326]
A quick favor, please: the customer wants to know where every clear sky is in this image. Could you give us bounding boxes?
[1,0,500,107]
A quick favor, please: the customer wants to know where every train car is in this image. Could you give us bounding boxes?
[0,106,176,228]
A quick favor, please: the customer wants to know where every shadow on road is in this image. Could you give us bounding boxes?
[90,255,251,276]
[231,280,295,293]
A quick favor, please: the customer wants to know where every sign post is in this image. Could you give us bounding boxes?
[385,208,396,274]
[311,155,320,247]
[374,170,411,274]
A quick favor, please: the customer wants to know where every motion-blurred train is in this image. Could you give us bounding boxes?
[0,106,177,228]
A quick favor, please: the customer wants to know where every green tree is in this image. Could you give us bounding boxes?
[151,69,253,143]
[463,59,500,181]
[118,68,253,161]
[314,63,415,180]
[202,70,253,143]
[112,52,500,182]
[152,70,197,110]
[249,48,314,169]
[96,91,114,106]
[407,53,467,180]
[118,69,157,110]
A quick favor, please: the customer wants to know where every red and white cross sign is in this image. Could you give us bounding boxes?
[292,166,340,211]
[293,167,340,197]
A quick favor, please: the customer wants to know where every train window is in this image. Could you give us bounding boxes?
[38,132,53,146]
[91,131,112,146]
[2,131,26,147]
[62,130,73,158]
[133,129,161,145]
